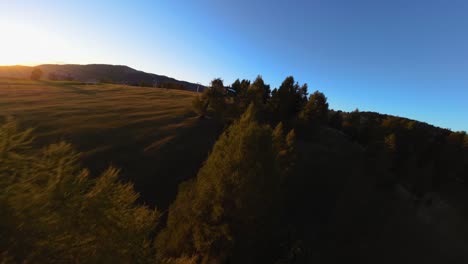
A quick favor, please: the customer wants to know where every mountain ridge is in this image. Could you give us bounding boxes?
[0,64,205,91]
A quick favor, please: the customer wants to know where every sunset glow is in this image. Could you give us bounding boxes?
[0,21,73,66]
[0,0,467,131]
[1,2,468,262]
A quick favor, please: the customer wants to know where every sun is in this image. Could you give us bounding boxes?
[0,20,71,66]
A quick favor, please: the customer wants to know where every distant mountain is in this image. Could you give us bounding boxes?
[0,64,204,91]
[0,66,32,79]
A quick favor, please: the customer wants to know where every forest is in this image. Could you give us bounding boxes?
[1,76,467,263]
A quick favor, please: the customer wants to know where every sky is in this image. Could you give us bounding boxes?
[0,0,467,131]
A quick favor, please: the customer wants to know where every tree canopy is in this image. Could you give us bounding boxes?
[0,118,158,263]
[30,68,43,80]
[301,90,329,125]
[156,105,294,263]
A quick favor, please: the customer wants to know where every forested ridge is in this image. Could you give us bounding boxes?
[1,76,467,263]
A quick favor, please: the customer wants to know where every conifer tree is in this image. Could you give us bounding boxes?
[301,90,329,125]
[247,75,271,105]
[192,94,209,118]
[329,110,344,130]
[30,68,43,80]
[156,104,294,263]
[0,118,159,263]
[270,76,308,123]
[231,79,241,94]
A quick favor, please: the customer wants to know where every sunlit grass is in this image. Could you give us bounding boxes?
[0,79,194,143]
[0,79,221,207]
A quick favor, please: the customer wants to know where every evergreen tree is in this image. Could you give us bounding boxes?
[192,94,209,118]
[206,78,227,119]
[231,79,241,94]
[270,76,308,123]
[0,118,159,263]
[329,110,343,130]
[156,105,294,263]
[300,90,329,125]
[239,79,251,98]
[342,108,361,140]
[30,68,43,80]
[384,133,397,152]
[228,79,254,119]
[247,75,271,105]
[231,79,250,102]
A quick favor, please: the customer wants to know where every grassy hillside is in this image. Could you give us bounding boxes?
[0,66,33,79]
[2,77,467,263]
[0,79,221,207]
[0,64,205,91]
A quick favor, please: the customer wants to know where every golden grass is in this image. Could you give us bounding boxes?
[0,79,222,207]
[0,80,194,146]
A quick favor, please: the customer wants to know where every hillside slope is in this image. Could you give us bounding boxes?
[0,79,221,207]
[0,64,204,91]
[1,78,467,263]
[0,65,32,79]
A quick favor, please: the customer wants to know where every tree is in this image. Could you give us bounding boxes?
[205,78,227,119]
[30,68,43,80]
[191,78,227,120]
[231,78,254,118]
[441,131,467,183]
[247,75,271,105]
[0,118,159,263]
[329,110,343,130]
[342,108,361,140]
[384,133,397,152]
[192,94,209,118]
[270,76,308,123]
[239,79,251,98]
[156,104,294,263]
[231,79,242,94]
[300,90,329,125]
[231,79,250,99]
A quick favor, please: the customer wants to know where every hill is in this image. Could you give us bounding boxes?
[1,77,467,263]
[0,64,204,91]
[0,78,220,207]
[0,65,32,79]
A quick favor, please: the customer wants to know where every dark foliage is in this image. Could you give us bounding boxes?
[156,105,295,263]
[48,72,58,80]
[270,76,308,124]
[30,68,42,80]
[0,118,158,263]
[2,73,467,263]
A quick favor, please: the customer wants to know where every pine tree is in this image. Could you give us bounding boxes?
[247,75,271,105]
[231,79,241,94]
[156,104,294,263]
[30,68,43,80]
[192,94,209,118]
[301,90,329,125]
[329,110,343,130]
[207,78,226,118]
[0,118,159,263]
[270,76,308,123]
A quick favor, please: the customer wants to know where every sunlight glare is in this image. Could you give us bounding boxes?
[0,21,72,66]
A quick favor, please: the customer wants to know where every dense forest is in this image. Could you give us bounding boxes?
[1,76,467,263]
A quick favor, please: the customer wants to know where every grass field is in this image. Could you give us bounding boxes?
[0,79,222,208]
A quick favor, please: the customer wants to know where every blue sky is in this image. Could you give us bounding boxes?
[1,0,467,131]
